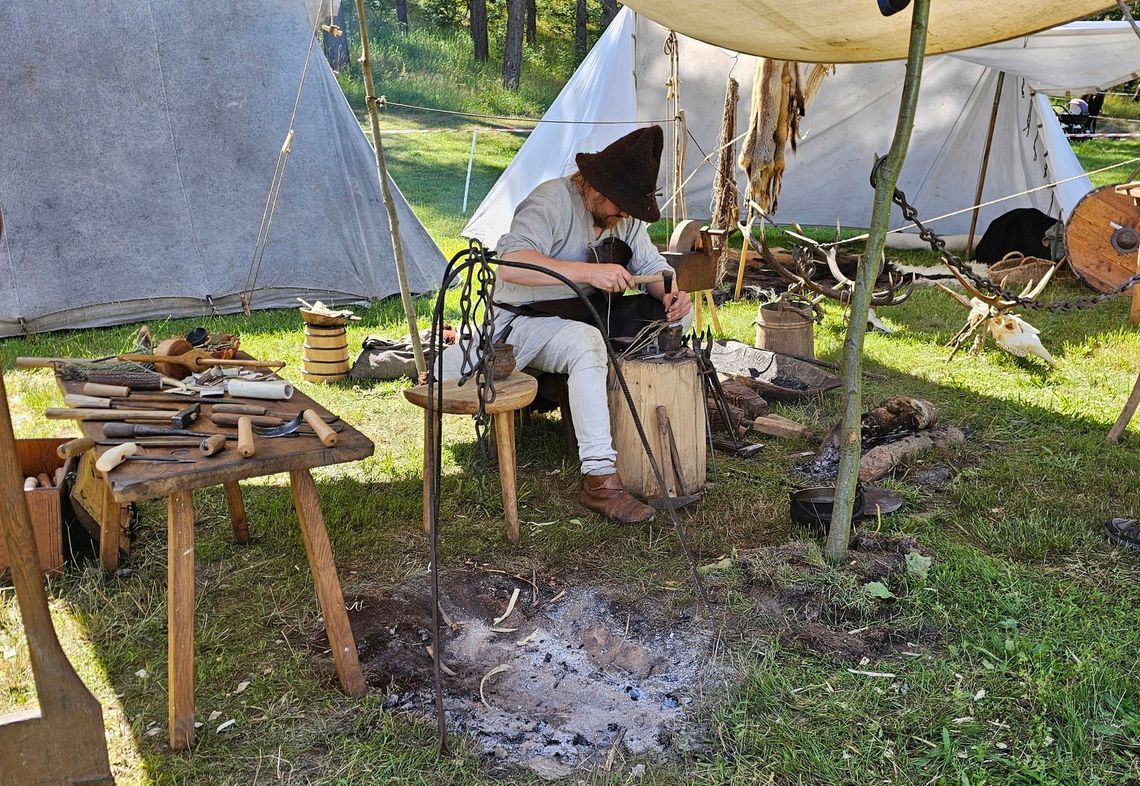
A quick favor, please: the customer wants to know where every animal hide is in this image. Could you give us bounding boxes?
[738,61,832,213]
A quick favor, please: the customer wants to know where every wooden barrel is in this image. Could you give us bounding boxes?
[606,356,706,499]
[755,302,814,360]
[300,315,350,383]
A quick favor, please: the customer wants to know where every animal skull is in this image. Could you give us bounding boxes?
[937,265,1057,367]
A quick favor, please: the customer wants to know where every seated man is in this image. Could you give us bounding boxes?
[468,126,691,524]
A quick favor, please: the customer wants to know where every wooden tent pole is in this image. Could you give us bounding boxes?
[965,71,1006,260]
[825,0,931,564]
[353,0,426,374]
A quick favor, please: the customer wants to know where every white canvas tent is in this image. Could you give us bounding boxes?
[464,12,1140,250]
[0,0,446,337]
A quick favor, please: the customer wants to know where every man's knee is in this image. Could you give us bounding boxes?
[566,323,607,369]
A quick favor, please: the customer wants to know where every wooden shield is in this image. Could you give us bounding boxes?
[1065,185,1140,294]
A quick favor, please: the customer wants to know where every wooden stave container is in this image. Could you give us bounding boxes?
[754,302,815,360]
[606,356,706,499]
[301,319,350,383]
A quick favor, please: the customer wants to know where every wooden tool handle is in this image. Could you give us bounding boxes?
[82,382,131,397]
[58,437,96,459]
[45,407,178,421]
[237,416,255,458]
[36,472,52,488]
[303,409,337,447]
[630,273,665,285]
[14,357,70,368]
[64,394,113,409]
[199,357,286,370]
[117,353,188,367]
[210,412,281,428]
[210,403,268,417]
[96,442,138,473]
[199,434,227,456]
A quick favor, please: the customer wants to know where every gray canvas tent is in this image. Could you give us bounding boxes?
[0,0,445,337]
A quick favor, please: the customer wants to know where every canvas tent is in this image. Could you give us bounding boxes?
[464,12,1140,250]
[0,0,445,338]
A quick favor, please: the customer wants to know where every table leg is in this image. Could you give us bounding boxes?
[167,490,195,750]
[1108,371,1140,443]
[98,482,119,573]
[223,481,250,544]
[493,412,520,545]
[704,290,723,335]
[288,469,366,697]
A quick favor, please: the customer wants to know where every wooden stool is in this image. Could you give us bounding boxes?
[404,372,537,544]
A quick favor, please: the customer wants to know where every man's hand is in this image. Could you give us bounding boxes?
[663,289,691,323]
[583,263,636,293]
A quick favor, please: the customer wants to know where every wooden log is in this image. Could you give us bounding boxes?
[858,426,965,483]
[607,357,705,498]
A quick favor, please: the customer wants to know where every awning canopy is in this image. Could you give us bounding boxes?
[619,0,1118,62]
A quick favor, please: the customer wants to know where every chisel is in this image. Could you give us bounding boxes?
[95,443,197,473]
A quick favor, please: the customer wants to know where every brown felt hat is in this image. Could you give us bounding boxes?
[575,125,664,223]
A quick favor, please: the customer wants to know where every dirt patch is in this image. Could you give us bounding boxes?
[709,532,940,662]
[342,570,724,780]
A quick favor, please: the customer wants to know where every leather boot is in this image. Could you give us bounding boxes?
[581,472,655,525]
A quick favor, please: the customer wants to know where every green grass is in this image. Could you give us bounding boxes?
[3,31,1140,786]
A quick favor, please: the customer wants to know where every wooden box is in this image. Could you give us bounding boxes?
[0,438,66,575]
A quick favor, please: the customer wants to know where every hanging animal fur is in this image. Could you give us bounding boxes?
[711,76,740,282]
[738,60,833,213]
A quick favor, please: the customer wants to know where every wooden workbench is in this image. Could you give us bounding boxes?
[58,377,374,751]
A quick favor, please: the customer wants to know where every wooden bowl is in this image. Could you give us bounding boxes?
[153,337,194,379]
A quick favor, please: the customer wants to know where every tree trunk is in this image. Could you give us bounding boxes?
[322,5,349,71]
[470,0,489,62]
[825,0,930,563]
[502,0,525,90]
[601,0,617,30]
[395,0,409,33]
[575,0,588,63]
[525,0,536,45]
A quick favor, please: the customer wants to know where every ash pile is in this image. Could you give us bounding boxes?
[347,571,725,779]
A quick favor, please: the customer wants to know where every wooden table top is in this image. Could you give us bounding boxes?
[58,378,374,503]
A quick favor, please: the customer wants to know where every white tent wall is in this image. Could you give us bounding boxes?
[0,0,445,337]
[464,12,1140,251]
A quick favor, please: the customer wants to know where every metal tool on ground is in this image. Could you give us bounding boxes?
[95,438,211,448]
[117,349,285,376]
[95,443,197,473]
[45,407,189,422]
[209,412,345,432]
[237,416,255,457]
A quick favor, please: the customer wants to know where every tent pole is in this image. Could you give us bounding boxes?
[965,71,1006,260]
[354,0,426,374]
[825,0,931,564]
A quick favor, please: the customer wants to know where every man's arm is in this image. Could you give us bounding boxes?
[497,250,635,292]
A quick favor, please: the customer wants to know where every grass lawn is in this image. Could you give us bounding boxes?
[2,78,1140,786]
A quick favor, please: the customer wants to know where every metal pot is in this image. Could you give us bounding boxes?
[789,485,865,534]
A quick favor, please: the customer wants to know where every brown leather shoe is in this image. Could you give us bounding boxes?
[581,472,655,525]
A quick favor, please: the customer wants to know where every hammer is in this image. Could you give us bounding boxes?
[629,270,676,290]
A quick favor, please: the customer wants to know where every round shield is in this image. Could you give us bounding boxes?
[1065,184,1140,294]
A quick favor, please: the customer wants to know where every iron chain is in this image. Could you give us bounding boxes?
[870,158,1140,312]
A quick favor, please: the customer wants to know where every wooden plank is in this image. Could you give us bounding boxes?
[167,490,195,750]
[0,371,113,784]
[56,379,375,502]
[289,469,366,697]
[223,482,250,544]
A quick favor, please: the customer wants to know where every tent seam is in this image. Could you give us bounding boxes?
[145,0,209,293]
[0,190,26,326]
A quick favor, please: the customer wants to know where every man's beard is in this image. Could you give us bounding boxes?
[593,212,622,231]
